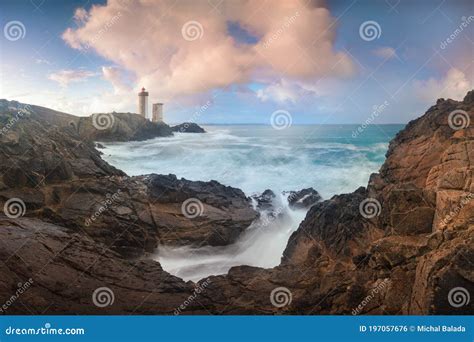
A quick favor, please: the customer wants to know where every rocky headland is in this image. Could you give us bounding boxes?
[0,92,472,315]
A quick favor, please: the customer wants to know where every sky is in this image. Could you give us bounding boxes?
[0,0,472,124]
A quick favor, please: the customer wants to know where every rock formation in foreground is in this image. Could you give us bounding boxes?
[0,92,472,315]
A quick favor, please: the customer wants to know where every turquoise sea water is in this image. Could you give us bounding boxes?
[102,124,404,199]
[102,124,404,281]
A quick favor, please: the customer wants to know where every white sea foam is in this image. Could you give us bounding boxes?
[101,125,398,281]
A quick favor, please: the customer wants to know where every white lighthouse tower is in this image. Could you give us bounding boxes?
[152,103,164,123]
[138,87,149,119]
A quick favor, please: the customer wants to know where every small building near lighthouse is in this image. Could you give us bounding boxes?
[152,103,164,123]
[138,87,149,118]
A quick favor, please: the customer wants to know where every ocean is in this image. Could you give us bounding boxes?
[101,124,404,281]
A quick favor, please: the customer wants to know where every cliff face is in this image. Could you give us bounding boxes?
[0,93,472,315]
[204,91,473,315]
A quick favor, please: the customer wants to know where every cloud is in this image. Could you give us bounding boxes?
[48,69,98,87]
[102,66,132,93]
[256,79,319,104]
[73,8,89,25]
[62,0,355,100]
[413,67,472,102]
[372,47,398,60]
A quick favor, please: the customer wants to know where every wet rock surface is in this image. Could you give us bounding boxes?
[0,92,473,314]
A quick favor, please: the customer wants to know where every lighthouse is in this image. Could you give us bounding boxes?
[152,103,164,123]
[138,87,149,118]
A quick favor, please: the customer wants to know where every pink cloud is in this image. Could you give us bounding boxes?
[62,0,355,100]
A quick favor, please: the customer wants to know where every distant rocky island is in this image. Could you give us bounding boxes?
[0,92,472,315]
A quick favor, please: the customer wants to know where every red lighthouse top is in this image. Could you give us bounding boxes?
[141,87,145,91]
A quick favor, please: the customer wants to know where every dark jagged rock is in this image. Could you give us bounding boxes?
[171,122,206,133]
[251,189,276,211]
[0,92,473,315]
[285,187,322,209]
[0,101,258,257]
[0,217,201,314]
